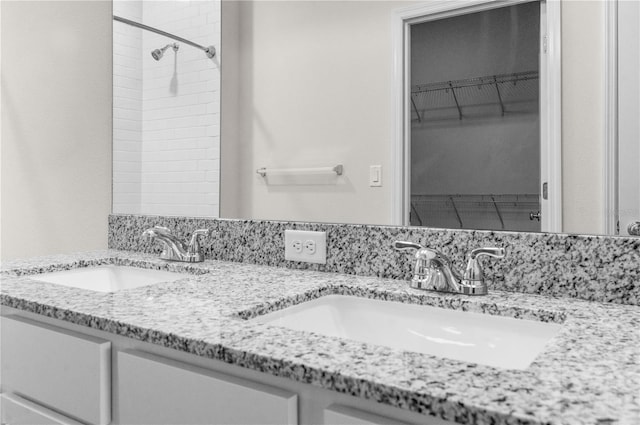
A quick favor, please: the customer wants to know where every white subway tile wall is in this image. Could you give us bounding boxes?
[113,1,220,217]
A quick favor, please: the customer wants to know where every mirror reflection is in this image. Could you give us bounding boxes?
[112,0,220,217]
[408,3,540,232]
[112,0,640,236]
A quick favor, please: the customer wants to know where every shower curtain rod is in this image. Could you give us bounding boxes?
[113,15,216,58]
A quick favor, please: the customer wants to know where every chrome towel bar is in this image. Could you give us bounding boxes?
[256,165,343,177]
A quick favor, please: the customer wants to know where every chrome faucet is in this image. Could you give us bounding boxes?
[142,226,210,262]
[393,241,506,295]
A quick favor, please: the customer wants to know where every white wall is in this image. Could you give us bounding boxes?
[1,0,112,260]
[221,0,608,234]
[561,0,604,234]
[221,1,413,225]
[220,0,242,219]
[113,0,221,218]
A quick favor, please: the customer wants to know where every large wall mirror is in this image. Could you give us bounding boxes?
[112,0,640,236]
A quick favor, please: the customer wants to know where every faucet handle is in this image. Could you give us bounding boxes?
[188,229,211,254]
[393,241,423,251]
[464,247,506,283]
[393,241,442,263]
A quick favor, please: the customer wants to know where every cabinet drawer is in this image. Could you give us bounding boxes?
[117,350,297,425]
[1,393,84,425]
[0,315,111,425]
[324,405,410,425]
[324,404,457,425]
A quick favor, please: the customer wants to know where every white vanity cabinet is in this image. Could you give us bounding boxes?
[0,315,111,425]
[116,350,298,425]
[0,309,457,425]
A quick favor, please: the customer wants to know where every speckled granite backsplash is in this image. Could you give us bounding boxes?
[108,214,640,305]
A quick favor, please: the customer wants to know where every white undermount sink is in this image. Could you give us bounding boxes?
[252,295,563,370]
[31,265,192,293]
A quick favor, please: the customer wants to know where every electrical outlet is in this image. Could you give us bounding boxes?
[304,240,316,254]
[292,240,303,253]
[285,230,326,264]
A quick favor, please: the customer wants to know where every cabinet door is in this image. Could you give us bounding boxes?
[0,315,111,425]
[117,350,297,425]
[1,393,84,425]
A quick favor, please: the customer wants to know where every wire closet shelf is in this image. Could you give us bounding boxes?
[410,193,540,230]
[411,70,539,122]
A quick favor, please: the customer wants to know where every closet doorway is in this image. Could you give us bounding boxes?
[392,0,561,233]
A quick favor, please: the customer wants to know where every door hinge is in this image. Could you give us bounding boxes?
[543,35,548,54]
[542,182,548,200]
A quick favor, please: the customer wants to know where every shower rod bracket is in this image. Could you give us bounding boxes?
[204,46,216,59]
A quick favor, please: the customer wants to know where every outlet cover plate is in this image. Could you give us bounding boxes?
[285,230,327,264]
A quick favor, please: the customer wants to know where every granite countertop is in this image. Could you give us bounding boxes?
[1,250,639,425]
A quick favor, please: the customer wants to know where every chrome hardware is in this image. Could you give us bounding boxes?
[142,226,211,262]
[628,221,640,236]
[256,164,343,177]
[114,15,216,59]
[462,247,506,295]
[393,241,506,296]
[188,229,210,257]
[530,211,541,221]
[151,43,179,61]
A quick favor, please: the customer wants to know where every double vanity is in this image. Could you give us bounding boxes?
[1,220,639,425]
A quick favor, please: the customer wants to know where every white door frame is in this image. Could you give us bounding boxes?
[603,0,617,234]
[390,0,562,232]
[606,0,640,236]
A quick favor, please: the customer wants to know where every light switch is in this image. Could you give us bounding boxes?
[369,165,382,187]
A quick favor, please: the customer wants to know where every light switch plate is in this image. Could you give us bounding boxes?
[285,230,326,264]
[369,165,382,187]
